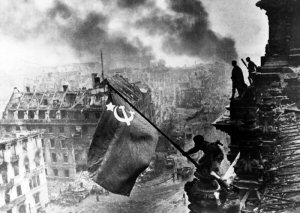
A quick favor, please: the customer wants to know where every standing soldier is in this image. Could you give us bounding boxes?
[231,60,247,99]
[246,57,258,84]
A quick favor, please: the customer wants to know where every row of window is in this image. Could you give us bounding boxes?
[6,193,40,213]
[47,126,90,134]
[5,125,94,136]
[15,110,101,120]
[0,155,41,181]
[50,153,69,163]
[5,176,41,205]
[48,126,65,133]
[6,125,65,133]
[29,175,41,189]
[45,168,70,177]
[45,139,67,149]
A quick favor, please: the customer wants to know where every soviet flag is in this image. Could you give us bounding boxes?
[88,77,158,196]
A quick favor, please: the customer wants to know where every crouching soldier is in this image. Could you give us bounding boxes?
[184,135,230,211]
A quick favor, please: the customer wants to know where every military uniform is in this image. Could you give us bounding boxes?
[231,65,247,99]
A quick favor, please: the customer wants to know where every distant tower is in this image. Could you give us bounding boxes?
[257,0,300,70]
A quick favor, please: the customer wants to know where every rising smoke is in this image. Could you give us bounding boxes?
[47,1,153,68]
[136,0,237,62]
[117,0,148,8]
[0,0,237,70]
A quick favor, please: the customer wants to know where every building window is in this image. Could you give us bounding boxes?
[21,126,27,131]
[84,113,89,120]
[48,126,53,133]
[2,172,8,184]
[7,209,12,213]
[37,175,40,185]
[51,153,57,162]
[41,139,44,147]
[34,149,41,167]
[61,110,67,119]
[64,169,70,177]
[43,99,48,105]
[19,205,26,213]
[22,140,27,151]
[82,126,88,135]
[29,179,33,189]
[95,112,101,119]
[5,191,10,204]
[33,192,40,204]
[53,169,58,176]
[33,178,37,188]
[18,111,24,119]
[39,110,46,119]
[5,126,11,132]
[74,112,79,119]
[28,111,35,119]
[24,156,30,172]
[71,126,76,132]
[61,140,67,148]
[50,139,55,148]
[59,126,64,133]
[25,164,30,173]
[16,126,21,131]
[50,110,56,119]
[63,154,68,163]
[12,162,19,176]
[30,175,40,188]
[17,185,22,196]
[75,126,82,135]
[75,153,80,162]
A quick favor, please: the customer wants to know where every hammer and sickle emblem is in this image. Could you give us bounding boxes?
[106,102,135,126]
[113,106,135,126]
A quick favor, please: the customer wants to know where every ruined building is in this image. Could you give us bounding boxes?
[0,75,106,181]
[185,0,300,212]
[0,131,48,213]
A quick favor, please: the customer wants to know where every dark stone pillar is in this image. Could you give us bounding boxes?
[257,0,300,69]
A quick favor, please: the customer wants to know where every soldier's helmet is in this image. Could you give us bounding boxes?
[193,135,204,143]
[193,135,208,153]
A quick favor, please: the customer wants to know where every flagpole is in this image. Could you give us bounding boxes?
[101,50,104,81]
[105,80,200,168]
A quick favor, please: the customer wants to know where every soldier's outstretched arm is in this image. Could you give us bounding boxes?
[210,171,221,179]
[254,62,258,69]
[186,146,200,155]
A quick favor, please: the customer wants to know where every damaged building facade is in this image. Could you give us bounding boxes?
[0,76,106,181]
[0,131,48,213]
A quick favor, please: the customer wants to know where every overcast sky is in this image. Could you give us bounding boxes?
[202,0,268,64]
[0,0,268,76]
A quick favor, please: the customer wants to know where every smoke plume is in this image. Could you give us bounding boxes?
[117,0,148,8]
[136,0,237,62]
[0,0,237,71]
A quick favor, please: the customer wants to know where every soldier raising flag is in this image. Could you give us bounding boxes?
[241,57,258,85]
[88,75,239,198]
